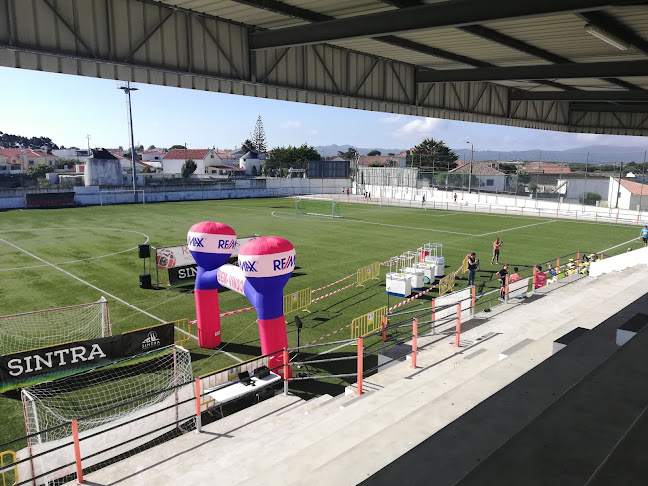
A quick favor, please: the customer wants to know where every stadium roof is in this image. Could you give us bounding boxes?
[5,1,648,133]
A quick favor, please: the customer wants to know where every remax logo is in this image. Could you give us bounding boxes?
[240,261,258,272]
[273,255,296,271]
[187,236,204,248]
[218,239,237,250]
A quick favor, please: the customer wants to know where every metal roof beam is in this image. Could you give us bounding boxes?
[579,10,648,56]
[511,90,648,101]
[417,60,648,83]
[570,102,648,112]
[250,0,641,49]
[459,24,640,90]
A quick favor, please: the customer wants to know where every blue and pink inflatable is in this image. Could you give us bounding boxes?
[187,222,296,375]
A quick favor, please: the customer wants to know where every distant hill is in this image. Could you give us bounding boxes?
[315,143,648,164]
[314,144,407,157]
[451,145,648,164]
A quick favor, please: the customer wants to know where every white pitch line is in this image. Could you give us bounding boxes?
[598,236,642,255]
[320,340,355,355]
[271,211,557,237]
[0,227,150,272]
[271,211,475,236]
[0,237,244,363]
[477,219,557,237]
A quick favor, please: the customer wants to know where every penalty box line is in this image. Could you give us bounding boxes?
[0,237,244,364]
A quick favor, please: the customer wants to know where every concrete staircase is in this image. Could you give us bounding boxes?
[79,265,648,486]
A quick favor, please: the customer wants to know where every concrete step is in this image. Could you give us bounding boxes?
[80,392,302,485]
[237,276,648,485]
[242,312,627,486]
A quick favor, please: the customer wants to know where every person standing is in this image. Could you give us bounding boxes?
[422,194,426,208]
[641,225,648,247]
[491,237,503,265]
[454,193,458,204]
[467,253,479,286]
[496,264,509,300]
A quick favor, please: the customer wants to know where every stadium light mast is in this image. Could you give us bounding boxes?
[119,82,139,196]
[466,141,474,193]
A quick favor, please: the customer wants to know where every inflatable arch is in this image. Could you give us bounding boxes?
[188,222,296,374]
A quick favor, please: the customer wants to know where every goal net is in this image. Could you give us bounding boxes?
[19,345,194,485]
[0,297,110,356]
[296,197,341,218]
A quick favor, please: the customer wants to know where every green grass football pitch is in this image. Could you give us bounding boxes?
[0,197,641,445]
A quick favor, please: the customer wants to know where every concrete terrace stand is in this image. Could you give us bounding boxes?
[72,265,648,486]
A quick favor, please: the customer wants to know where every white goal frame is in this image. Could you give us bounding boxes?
[295,197,341,218]
[0,297,111,356]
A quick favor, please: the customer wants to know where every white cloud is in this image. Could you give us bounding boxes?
[280,120,302,129]
[393,117,447,138]
[378,115,405,124]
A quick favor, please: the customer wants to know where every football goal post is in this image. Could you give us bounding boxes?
[20,345,194,485]
[0,297,110,356]
[295,197,341,218]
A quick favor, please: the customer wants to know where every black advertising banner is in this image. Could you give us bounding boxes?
[0,323,175,392]
[121,323,175,356]
[168,264,198,287]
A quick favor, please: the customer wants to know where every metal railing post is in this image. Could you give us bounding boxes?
[356,337,364,395]
[532,266,537,295]
[411,318,418,369]
[431,298,436,334]
[471,285,476,315]
[282,348,290,396]
[381,315,387,343]
[194,378,202,433]
[72,419,84,484]
[455,303,461,348]
[556,258,560,274]
[505,275,510,303]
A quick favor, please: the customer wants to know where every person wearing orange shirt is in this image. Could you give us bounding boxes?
[509,267,521,283]
[491,237,503,265]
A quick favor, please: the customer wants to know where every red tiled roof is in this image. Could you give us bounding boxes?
[449,161,505,176]
[215,150,231,159]
[0,148,51,158]
[142,151,166,156]
[163,148,211,160]
[618,178,648,196]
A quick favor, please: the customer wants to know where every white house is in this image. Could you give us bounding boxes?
[162,148,223,175]
[141,151,166,165]
[0,148,58,172]
[239,150,266,176]
[608,177,648,210]
[447,161,506,192]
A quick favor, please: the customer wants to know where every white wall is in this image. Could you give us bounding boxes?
[589,246,648,277]
[565,178,610,201]
[477,175,506,193]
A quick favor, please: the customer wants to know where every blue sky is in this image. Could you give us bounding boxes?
[2,66,648,155]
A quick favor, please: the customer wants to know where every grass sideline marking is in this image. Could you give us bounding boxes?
[0,227,150,272]
[272,211,557,237]
[0,236,244,364]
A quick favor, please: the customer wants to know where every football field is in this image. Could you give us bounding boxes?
[0,197,641,444]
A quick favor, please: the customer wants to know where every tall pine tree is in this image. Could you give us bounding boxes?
[251,115,267,152]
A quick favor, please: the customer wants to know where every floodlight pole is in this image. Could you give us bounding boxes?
[119,82,139,199]
[467,142,473,194]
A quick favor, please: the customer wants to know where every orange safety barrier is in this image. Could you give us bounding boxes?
[72,419,84,484]
[356,337,364,395]
[455,303,461,348]
[411,318,418,369]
